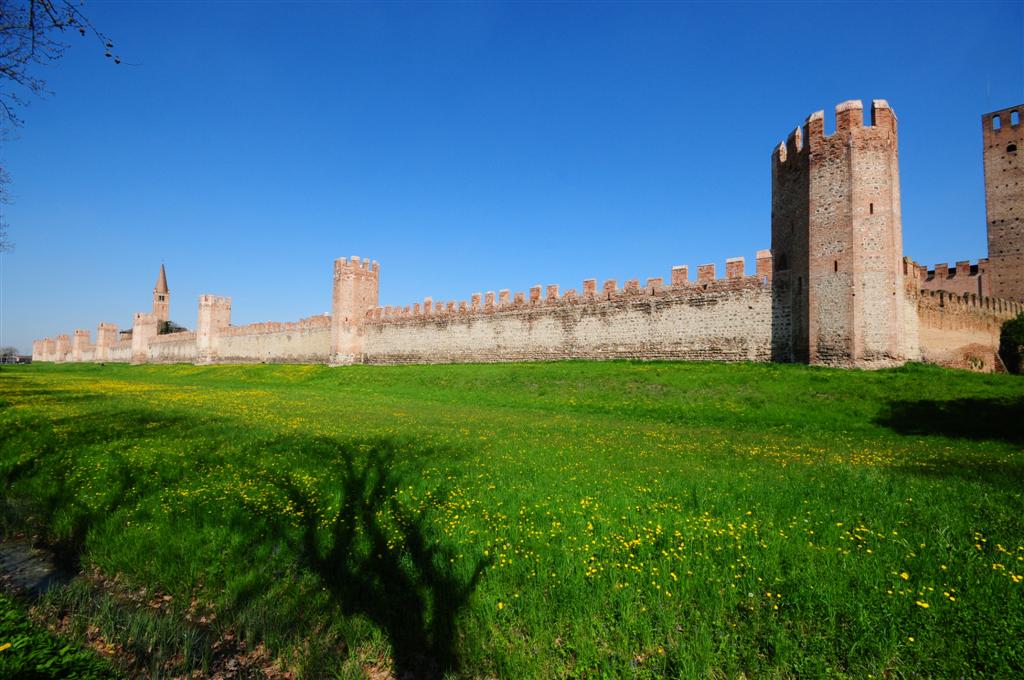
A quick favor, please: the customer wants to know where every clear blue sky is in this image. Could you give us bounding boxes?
[2,0,1022,353]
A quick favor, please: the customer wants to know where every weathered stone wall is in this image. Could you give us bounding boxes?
[915,289,1023,371]
[216,317,332,363]
[107,339,133,363]
[983,105,1024,302]
[362,270,780,364]
[148,331,199,363]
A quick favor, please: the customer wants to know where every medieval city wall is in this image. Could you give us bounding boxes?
[361,259,782,364]
[215,316,332,363]
[915,290,1022,371]
[910,258,989,297]
[148,331,199,363]
[29,100,1024,373]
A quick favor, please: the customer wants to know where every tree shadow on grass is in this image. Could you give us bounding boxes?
[261,437,490,679]
[874,397,1024,445]
[875,397,1024,489]
[2,403,490,678]
[0,409,199,572]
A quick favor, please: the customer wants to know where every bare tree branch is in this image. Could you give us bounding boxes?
[0,0,122,129]
[0,1,121,250]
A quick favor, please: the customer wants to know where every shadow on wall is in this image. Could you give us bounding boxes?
[874,397,1024,446]
[770,274,795,363]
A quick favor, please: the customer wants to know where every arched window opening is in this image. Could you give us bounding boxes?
[1012,111,1021,126]
[994,115,1002,130]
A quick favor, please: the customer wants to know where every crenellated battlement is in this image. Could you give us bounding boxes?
[982,104,1022,146]
[775,100,896,166]
[773,124,809,166]
[199,294,232,307]
[221,315,331,337]
[149,331,197,345]
[366,252,772,323]
[809,99,896,139]
[333,256,380,279]
[905,256,990,297]
[917,288,1023,316]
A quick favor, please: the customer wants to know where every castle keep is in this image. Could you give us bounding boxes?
[32,100,1023,371]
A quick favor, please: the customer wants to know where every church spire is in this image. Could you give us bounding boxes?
[152,263,170,322]
[155,263,169,294]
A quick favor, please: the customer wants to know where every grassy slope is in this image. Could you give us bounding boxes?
[0,361,1022,678]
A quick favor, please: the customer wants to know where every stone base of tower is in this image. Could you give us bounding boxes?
[810,354,909,370]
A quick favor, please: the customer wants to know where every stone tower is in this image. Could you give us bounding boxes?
[330,257,379,365]
[196,295,232,364]
[772,99,911,367]
[153,264,170,322]
[982,105,1024,302]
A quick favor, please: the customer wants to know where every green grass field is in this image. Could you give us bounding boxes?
[1,361,1022,678]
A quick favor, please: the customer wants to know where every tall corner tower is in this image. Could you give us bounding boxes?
[152,263,170,322]
[330,256,379,365]
[983,105,1024,302]
[771,99,909,368]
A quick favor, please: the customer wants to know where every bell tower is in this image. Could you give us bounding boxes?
[152,263,170,322]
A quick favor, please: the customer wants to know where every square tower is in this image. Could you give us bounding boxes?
[771,100,912,367]
[330,256,379,365]
[983,105,1024,302]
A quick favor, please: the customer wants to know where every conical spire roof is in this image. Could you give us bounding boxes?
[155,264,169,293]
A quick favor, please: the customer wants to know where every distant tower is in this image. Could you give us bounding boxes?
[771,100,911,367]
[982,105,1024,302]
[152,264,170,322]
[330,256,379,365]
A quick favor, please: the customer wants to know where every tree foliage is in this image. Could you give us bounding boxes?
[999,312,1024,374]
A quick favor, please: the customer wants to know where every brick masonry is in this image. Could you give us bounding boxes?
[31,100,1024,372]
[983,105,1024,302]
[363,271,778,365]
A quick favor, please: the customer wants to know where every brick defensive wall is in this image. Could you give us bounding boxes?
[909,258,989,297]
[360,252,779,364]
